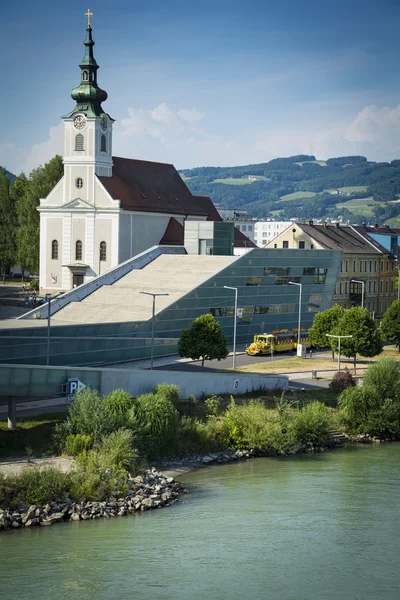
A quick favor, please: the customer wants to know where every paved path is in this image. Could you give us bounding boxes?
[0,456,74,476]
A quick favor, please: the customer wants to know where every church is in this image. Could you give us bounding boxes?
[38,13,254,291]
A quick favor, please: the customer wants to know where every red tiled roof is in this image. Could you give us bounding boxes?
[192,195,223,222]
[159,217,185,246]
[98,157,208,217]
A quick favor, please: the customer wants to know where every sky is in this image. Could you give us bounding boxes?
[2,0,400,175]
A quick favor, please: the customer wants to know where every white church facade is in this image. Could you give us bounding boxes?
[38,14,254,291]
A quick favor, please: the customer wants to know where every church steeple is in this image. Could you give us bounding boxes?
[63,10,109,118]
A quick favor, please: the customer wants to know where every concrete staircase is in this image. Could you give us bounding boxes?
[329,430,349,447]
[52,254,236,325]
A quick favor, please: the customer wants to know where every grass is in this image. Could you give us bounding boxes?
[235,345,400,375]
[336,196,377,217]
[338,186,368,194]
[280,191,316,201]
[212,178,255,185]
[270,209,283,216]
[0,412,65,459]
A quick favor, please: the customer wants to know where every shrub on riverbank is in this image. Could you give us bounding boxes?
[338,358,400,435]
[0,468,72,508]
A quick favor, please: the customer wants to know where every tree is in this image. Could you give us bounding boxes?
[381,299,400,352]
[0,169,17,275]
[178,313,228,368]
[15,155,63,274]
[330,307,383,371]
[309,304,344,359]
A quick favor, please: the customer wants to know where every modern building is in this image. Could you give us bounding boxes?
[265,220,399,315]
[38,19,253,292]
[2,247,342,366]
[254,221,294,247]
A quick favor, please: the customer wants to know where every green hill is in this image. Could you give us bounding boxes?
[180,155,400,224]
[0,167,16,183]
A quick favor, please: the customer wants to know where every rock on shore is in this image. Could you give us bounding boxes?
[0,468,180,532]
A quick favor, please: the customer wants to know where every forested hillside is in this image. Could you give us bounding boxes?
[0,167,16,184]
[180,155,400,225]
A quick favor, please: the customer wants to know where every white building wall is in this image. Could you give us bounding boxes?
[254,221,294,247]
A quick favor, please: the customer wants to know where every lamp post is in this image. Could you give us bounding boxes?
[140,291,169,370]
[224,285,238,369]
[351,279,365,308]
[45,293,51,366]
[326,333,353,371]
[289,281,302,349]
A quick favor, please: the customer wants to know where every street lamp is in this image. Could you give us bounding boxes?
[45,293,51,366]
[326,333,353,371]
[140,291,169,370]
[351,279,365,308]
[289,281,302,350]
[224,285,238,369]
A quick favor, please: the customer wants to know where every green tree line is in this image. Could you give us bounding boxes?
[0,156,63,276]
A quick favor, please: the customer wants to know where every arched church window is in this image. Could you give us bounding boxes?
[75,134,84,151]
[51,240,58,260]
[82,70,88,81]
[76,240,83,261]
[100,241,107,261]
[101,135,107,152]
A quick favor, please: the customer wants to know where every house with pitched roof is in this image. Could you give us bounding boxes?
[38,19,254,291]
[265,220,398,315]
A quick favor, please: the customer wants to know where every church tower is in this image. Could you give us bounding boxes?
[62,10,114,206]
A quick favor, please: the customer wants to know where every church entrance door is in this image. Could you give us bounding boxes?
[72,274,84,288]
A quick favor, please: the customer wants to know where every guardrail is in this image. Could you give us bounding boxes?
[18,245,186,320]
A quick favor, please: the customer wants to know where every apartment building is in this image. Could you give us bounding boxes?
[254,221,294,247]
[265,220,399,316]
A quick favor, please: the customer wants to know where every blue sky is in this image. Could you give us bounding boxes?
[2,0,400,174]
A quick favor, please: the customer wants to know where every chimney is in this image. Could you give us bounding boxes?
[334,222,340,229]
[322,221,327,227]
[305,219,313,226]
[375,223,379,229]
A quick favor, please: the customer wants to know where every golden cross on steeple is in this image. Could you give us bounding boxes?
[85,8,93,26]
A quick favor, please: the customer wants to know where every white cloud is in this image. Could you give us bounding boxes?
[22,123,64,175]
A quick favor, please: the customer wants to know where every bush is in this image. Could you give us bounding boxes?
[223,399,288,451]
[290,401,331,446]
[153,383,180,405]
[64,434,92,456]
[129,392,179,459]
[205,395,221,418]
[329,369,356,393]
[96,428,139,472]
[103,390,133,424]
[0,468,72,508]
[338,386,381,430]
[363,358,400,402]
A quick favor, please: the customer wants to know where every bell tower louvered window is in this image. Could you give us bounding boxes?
[51,240,59,260]
[101,134,106,152]
[75,134,84,151]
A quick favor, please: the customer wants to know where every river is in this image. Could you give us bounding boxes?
[1,444,399,600]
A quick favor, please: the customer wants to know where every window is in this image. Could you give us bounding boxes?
[360,260,363,273]
[369,261,372,272]
[345,282,348,294]
[75,240,82,261]
[310,244,314,249]
[374,280,377,292]
[364,261,368,273]
[339,283,343,294]
[392,279,395,292]
[51,240,58,260]
[264,267,289,277]
[101,134,107,152]
[276,276,300,286]
[246,276,261,286]
[298,241,305,249]
[273,243,277,248]
[302,267,327,284]
[308,294,322,312]
[282,241,289,248]
[368,280,372,293]
[76,178,83,189]
[386,261,389,272]
[242,225,247,231]
[345,260,348,273]
[353,260,356,272]
[380,279,383,293]
[100,241,107,261]
[381,260,384,271]
[75,134,84,151]
[340,261,343,273]
[248,225,253,232]
[386,279,389,293]
[374,261,377,272]
[268,303,295,314]
[82,70,88,81]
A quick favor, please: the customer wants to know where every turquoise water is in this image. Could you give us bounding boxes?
[1,444,399,600]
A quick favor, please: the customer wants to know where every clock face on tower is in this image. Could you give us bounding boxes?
[73,115,86,130]
[100,116,108,131]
